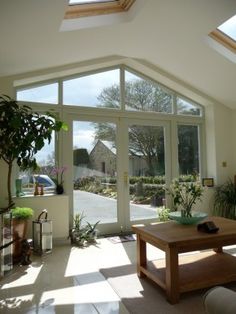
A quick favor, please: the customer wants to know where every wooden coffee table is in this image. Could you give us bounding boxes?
[132,216,236,304]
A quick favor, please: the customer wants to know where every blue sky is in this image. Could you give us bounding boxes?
[218,14,236,41]
[16,69,141,165]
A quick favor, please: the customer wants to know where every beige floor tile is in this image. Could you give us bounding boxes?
[0,238,137,314]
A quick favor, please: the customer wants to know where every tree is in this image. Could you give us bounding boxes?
[95,79,170,176]
[129,125,164,176]
[94,78,199,177]
[73,148,90,166]
[178,125,199,175]
[0,95,68,207]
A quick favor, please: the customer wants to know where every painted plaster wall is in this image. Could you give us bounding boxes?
[213,102,234,184]
[13,195,69,241]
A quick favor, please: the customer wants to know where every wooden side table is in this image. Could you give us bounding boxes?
[132,217,236,304]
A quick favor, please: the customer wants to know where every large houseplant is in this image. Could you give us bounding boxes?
[0,94,68,207]
[214,179,236,219]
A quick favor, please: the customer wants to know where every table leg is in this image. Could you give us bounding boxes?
[165,247,179,304]
[136,234,146,278]
[213,247,223,253]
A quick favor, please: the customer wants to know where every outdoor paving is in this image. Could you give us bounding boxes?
[73,190,158,224]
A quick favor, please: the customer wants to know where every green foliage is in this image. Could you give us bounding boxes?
[73,148,90,166]
[0,94,67,205]
[166,179,203,217]
[74,175,198,206]
[94,79,199,177]
[158,208,171,222]
[214,179,236,219]
[69,212,100,246]
[11,207,34,220]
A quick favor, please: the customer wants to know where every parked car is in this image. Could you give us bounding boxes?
[21,174,56,195]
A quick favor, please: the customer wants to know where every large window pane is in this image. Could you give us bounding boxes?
[129,124,166,221]
[16,83,58,104]
[178,125,199,179]
[63,69,120,108]
[125,70,173,113]
[73,121,117,224]
[19,132,56,195]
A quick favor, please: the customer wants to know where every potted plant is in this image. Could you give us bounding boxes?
[0,94,68,207]
[69,212,99,247]
[214,179,236,219]
[166,179,206,224]
[50,166,67,194]
[11,207,34,264]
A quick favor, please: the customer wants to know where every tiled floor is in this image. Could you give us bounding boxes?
[1,238,236,313]
[1,237,159,314]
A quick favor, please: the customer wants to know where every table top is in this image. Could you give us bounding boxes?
[132,216,236,251]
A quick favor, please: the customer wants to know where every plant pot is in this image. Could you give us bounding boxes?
[12,219,28,264]
[56,184,64,195]
[168,211,208,225]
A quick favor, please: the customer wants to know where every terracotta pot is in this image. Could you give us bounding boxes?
[12,219,28,264]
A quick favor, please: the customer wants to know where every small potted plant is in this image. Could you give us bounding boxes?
[166,179,206,224]
[69,212,99,247]
[11,207,34,263]
[50,166,67,194]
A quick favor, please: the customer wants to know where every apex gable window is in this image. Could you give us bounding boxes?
[16,82,58,104]
[65,0,135,19]
[209,14,236,54]
[15,63,205,181]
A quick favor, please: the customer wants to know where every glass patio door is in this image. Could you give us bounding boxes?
[71,116,170,234]
[124,119,171,229]
[72,118,121,234]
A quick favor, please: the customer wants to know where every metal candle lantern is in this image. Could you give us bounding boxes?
[32,209,52,255]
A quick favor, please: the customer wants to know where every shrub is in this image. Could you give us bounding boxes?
[11,207,34,220]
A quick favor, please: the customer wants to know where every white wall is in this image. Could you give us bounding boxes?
[13,195,69,242]
[232,110,236,172]
[213,103,234,183]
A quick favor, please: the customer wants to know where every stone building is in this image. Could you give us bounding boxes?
[89,140,116,176]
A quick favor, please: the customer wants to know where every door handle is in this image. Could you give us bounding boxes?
[124,172,128,184]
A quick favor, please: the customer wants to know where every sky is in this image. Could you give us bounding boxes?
[73,121,116,153]
[218,14,236,41]
[16,69,135,166]
[16,69,161,165]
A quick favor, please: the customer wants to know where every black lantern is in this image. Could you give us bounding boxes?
[32,209,52,255]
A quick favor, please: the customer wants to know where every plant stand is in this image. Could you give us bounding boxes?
[0,212,13,277]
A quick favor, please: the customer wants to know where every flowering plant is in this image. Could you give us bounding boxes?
[167,179,204,217]
[51,166,67,186]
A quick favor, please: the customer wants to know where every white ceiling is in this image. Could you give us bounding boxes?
[0,0,236,108]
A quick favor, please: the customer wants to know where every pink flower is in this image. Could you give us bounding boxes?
[51,166,67,185]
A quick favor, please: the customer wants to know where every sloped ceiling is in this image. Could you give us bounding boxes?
[0,0,236,108]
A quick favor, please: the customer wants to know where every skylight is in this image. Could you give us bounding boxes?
[217,14,236,42]
[69,0,116,5]
[65,0,135,19]
[209,14,236,56]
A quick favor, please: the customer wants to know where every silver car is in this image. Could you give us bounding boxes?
[21,174,56,195]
